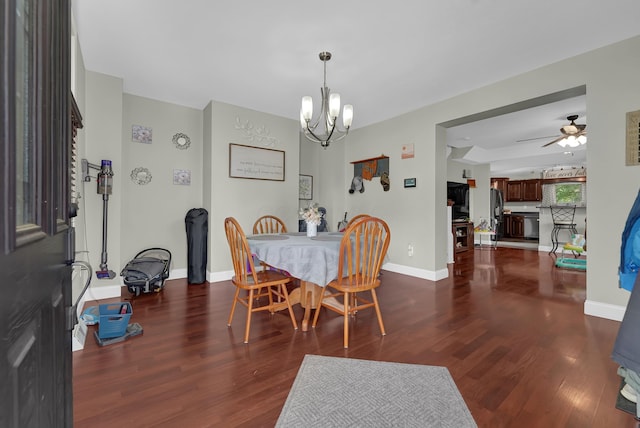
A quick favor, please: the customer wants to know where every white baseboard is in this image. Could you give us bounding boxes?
[82,284,122,302]
[169,268,187,280]
[584,299,625,322]
[168,268,232,284]
[208,264,446,283]
[209,270,233,283]
[381,263,449,281]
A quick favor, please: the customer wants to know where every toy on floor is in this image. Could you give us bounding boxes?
[555,233,586,271]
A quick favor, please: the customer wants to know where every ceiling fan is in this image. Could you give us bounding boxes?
[541,115,587,147]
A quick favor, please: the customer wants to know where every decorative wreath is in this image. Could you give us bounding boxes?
[172,132,191,150]
[130,167,152,185]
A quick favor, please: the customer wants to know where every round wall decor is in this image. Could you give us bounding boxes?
[130,167,152,185]
[172,132,191,150]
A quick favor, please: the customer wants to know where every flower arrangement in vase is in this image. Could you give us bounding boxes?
[300,203,321,236]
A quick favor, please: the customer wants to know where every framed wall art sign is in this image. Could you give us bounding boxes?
[229,143,285,181]
[626,109,640,166]
[299,174,313,200]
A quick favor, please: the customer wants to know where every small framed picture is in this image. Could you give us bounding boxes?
[173,169,191,185]
[299,174,313,200]
[401,143,415,159]
[404,178,416,188]
[132,124,153,144]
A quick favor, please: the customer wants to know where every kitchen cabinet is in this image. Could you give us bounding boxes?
[505,215,524,238]
[506,181,522,201]
[506,179,541,202]
[491,177,509,196]
[523,179,541,201]
[452,222,474,253]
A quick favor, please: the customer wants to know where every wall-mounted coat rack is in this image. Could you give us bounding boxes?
[351,154,389,180]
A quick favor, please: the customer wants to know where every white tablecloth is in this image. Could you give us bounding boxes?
[247,232,343,287]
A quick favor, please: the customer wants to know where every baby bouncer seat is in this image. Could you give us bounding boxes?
[555,233,586,271]
[121,248,172,296]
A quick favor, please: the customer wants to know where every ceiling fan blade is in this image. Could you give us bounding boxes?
[542,135,566,147]
[516,135,559,143]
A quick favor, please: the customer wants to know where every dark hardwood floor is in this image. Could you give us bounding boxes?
[73,247,637,427]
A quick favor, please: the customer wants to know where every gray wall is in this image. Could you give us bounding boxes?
[120,94,203,272]
[206,100,300,278]
[340,35,640,319]
[80,71,124,297]
[75,32,640,320]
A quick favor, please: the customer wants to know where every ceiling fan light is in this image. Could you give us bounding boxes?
[557,138,568,148]
[567,136,580,147]
[578,135,587,145]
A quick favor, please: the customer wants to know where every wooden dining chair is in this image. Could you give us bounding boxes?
[252,215,288,277]
[253,215,287,234]
[344,214,370,230]
[224,217,298,343]
[312,216,390,348]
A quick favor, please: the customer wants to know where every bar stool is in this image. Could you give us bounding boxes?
[549,205,577,254]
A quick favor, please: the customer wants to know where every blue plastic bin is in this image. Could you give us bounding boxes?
[98,302,132,339]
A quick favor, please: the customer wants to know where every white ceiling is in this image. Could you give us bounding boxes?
[446,95,588,176]
[72,1,640,176]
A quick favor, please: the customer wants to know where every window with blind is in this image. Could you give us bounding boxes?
[541,182,586,207]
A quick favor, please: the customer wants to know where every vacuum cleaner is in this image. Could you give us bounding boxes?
[82,159,116,279]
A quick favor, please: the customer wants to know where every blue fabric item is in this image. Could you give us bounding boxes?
[80,306,99,325]
[620,189,640,291]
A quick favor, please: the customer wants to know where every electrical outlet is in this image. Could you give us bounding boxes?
[408,244,414,257]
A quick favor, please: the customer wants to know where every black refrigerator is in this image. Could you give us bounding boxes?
[490,188,504,239]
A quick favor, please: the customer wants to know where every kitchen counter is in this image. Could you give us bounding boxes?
[508,212,539,217]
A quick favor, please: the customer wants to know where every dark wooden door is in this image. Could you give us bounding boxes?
[512,216,525,238]
[0,1,73,426]
[504,216,512,237]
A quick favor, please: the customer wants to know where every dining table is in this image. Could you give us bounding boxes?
[247,231,344,331]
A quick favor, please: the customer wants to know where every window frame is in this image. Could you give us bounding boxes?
[553,182,584,205]
[1,0,71,253]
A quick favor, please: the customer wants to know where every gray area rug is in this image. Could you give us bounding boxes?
[276,354,477,427]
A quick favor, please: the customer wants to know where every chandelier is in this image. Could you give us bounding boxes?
[300,51,353,148]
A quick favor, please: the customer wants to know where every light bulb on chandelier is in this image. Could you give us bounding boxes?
[300,51,353,148]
